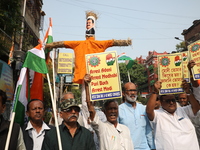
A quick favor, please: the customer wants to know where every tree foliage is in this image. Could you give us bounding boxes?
[176,41,187,52]
[0,0,21,35]
[119,60,146,85]
[0,0,21,61]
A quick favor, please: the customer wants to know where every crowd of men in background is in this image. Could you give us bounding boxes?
[0,60,200,150]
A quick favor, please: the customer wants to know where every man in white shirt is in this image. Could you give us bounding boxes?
[186,60,200,146]
[22,99,52,150]
[146,80,200,150]
[84,74,134,150]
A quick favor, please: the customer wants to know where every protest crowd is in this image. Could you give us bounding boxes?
[0,59,200,150]
[1,11,200,150]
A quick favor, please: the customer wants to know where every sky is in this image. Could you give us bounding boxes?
[41,0,200,59]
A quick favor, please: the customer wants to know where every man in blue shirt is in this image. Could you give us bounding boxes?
[119,82,155,150]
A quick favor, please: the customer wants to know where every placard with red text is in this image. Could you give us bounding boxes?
[188,40,200,80]
[86,51,122,101]
[158,53,184,95]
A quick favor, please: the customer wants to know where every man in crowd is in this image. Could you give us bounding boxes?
[42,96,96,150]
[22,99,52,150]
[178,93,189,107]
[49,92,75,126]
[0,89,26,150]
[84,74,134,150]
[119,82,155,150]
[146,79,200,150]
[177,60,200,146]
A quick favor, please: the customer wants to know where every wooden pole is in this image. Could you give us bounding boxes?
[47,73,63,150]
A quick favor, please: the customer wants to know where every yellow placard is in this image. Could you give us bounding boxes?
[158,53,184,95]
[57,53,73,74]
[181,51,190,83]
[188,40,200,80]
[86,51,122,101]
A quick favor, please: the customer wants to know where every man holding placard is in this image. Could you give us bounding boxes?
[146,77,200,150]
[84,74,134,150]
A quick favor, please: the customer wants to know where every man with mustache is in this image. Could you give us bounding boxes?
[118,82,155,150]
[84,74,134,150]
[22,99,52,150]
[42,97,96,150]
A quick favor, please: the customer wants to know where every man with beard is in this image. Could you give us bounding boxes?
[146,80,200,150]
[22,99,52,150]
[84,74,134,150]
[42,97,96,150]
[119,82,155,150]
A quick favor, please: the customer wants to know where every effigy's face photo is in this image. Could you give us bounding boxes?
[86,19,94,30]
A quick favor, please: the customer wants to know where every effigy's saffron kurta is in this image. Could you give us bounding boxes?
[64,37,114,84]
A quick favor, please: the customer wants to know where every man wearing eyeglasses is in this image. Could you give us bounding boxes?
[42,98,96,150]
[146,80,200,150]
[118,82,155,150]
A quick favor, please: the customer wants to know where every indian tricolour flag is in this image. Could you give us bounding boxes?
[13,42,48,126]
[118,53,134,70]
[43,18,53,64]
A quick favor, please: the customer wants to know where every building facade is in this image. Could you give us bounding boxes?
[182,19,200,45]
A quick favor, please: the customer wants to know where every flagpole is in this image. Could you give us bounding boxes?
[5,67,27,150]
[19,0,27,51]
[52,49,57,106]
[128,70,131,82]
[47,73,62,150]
[4,112,15,150]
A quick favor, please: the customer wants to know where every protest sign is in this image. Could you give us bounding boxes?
[57,53,73,74]
[188,40,200,80]
[86,51,122,101]
[158,53,184,95]
[181,51,190,83]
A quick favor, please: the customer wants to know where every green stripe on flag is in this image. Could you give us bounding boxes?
[14,85,25,126]
[126,60,134,70]
[45,35,53,54]
[14,101,25,126]
[23,52,48,73]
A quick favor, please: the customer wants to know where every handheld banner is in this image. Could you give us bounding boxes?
[57,53,73,74]
[86,51,122,101]
[181,51,190,83]
[188,40,200,80]
[158,53,184,95]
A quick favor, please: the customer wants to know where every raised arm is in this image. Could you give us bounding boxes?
[187,60,199,87]
[182,80,200,115]
[84,74,96,121]
[146,81,162,121]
